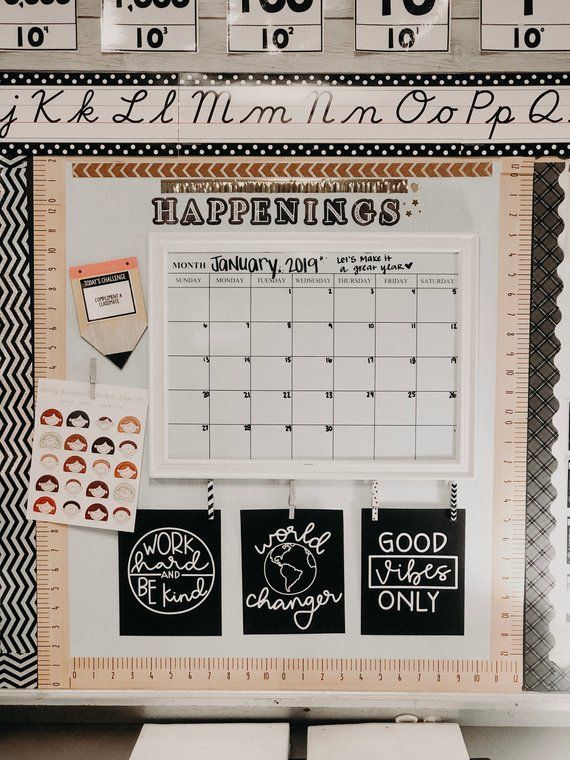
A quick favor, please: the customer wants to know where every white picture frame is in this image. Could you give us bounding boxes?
[149,232,478,480]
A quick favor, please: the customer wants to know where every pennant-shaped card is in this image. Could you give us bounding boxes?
[70,257,147,368]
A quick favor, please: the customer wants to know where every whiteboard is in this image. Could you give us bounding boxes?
[149,232,477,479]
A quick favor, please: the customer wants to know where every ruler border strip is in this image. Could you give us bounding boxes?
[32,154,526,693]
[33,156,69,690]
[489,159,533,673]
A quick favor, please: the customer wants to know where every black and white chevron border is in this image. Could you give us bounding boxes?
[0,156,37,689]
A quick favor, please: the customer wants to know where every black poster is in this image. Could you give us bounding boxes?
[241,509,345,635]
[118,509,222,636]
[361,508,465,636]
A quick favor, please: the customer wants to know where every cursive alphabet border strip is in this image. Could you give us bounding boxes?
[0,71,570,151]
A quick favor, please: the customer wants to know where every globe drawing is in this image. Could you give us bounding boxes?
[264,542,317,596]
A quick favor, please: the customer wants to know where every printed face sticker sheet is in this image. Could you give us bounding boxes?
[27,379,148,532]
[241,509,345,635]
[118,509,222,636]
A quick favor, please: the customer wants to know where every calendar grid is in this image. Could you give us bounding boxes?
[165,253,460,463]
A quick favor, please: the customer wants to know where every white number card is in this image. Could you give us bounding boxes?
[228,0,323,53]
[101,0,197,52]
[0,0,76,50]
[355,0,449,52]
[481,0,570,51]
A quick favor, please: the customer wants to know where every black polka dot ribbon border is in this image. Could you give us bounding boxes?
[1,142,570,158]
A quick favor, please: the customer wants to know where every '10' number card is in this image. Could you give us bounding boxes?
[481,0,570,51]
[0,0,76,49]
[101,0,197,52]
[355,0,450,52]
[228,0,323,53]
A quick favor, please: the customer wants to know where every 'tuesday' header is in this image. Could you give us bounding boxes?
[1,73,570,144]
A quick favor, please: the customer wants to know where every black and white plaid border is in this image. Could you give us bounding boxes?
[525,162,570,691]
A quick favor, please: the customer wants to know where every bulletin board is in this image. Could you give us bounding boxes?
[0,71,568,695]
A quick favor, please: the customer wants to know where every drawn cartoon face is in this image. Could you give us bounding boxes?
[86,481,109,499]
[66,410,90,429]
[119,440,137,457]
[91,437,115,456]
[114,461,138,480]
[35,474,59,493]
[113,483,135,503]
[92,459,111,476]
[40,454,59,470]
[40,432,61,449]
[65,479,81,495]
[33,496,56,515]
[63,455,86,474]
[63,501,80,517]
[64,434,88,452]
[118,416,141,435]
[97,416,113,431]
[85,504,108,522]
[113,507,131,524]
[40,408,63,427]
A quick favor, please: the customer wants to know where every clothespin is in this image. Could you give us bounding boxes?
[448,481,458,522]
[89,357,97,400]
[207,479,215,520]
[371,480,379,522]
[288,479,296,521]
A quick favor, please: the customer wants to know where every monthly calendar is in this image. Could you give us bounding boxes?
[150,235,476,479]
